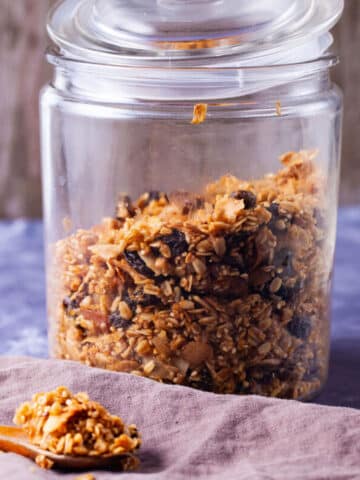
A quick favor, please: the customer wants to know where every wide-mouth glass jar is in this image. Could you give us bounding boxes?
[41,0,344,399]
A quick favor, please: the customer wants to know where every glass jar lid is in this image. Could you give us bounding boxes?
[48,0,344,66]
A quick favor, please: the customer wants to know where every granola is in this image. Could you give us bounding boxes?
[35,454,54,470]
[14,387,141,465]
[49,151,331,399]
[191,103,208,124]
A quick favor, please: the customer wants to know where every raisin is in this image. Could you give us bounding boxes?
[146,191,169,206]
[277,284,295,301]
[195,197,205,209]
[125,287,160,311]
[187,366,214,392]
[182,196,205,215]
[266,202,280,229]
[217,276,248,299]
[303,360,320,381]
[63,296,79,312]
[150,246,160,257]
[260,370,277,385]
[235,381,249,394]
[226,231,249,249]
[170,191,204,215]
[124,251,155,278]
[230,190,257,209]
[148,191,161,202]
[274,248,294,277]
[267,202,293,231]
[109,312,132,330]
[276,363,297,382]
[222,254,245,269]
[267,202,280,217]
[277,279,304,301]
[139,294,159,307]
[116,194,135,220]
[154,274,167,285]
[160,229,188,257]
[121,291,136,312]
[249,367,277,385]
[287,316,312,340]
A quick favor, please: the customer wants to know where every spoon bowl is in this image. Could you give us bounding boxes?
[0,425,134,470]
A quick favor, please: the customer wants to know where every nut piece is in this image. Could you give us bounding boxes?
[182,342,213,367]
[118,301,133,321]
[269,277,282,293]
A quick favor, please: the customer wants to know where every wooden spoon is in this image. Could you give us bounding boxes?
[0,425,134,470]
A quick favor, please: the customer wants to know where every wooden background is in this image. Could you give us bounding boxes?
[0,0,359,218]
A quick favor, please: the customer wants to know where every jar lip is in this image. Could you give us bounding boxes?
[47,46,338,102]
[47,46,338,72]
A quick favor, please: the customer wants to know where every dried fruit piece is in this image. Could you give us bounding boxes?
[124,251,155,278]
[225,231,249,249]
[160,229,188,257]
[109,312,132,330]
[303,359,320,381]
[287,316,312,340]
[182,341,213,367]
[277,280,303,301]
[138,191,169,209]
[116,194,135,220]
[170,191,205,215]
[63,296,79,312]
[230,190,257,209]
[267,202,280,230]
[130,287,161,307]
[188,366,214,392]
[274,248,294,277]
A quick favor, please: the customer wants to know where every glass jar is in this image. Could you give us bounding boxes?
[41,0,344,399]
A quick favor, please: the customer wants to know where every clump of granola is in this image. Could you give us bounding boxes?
[14,387,141,462]
[50,151,331,400]
[35,454,54,470]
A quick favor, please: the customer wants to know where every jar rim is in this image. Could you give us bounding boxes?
[47,47,338,102]
[47,46,338,72]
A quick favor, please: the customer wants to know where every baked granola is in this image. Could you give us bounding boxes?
[14,387,141,465]
[49,151,331,399]
[191,103,208,124]
[35,454,54,470]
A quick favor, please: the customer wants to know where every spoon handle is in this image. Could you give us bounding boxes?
[0,426,37,460]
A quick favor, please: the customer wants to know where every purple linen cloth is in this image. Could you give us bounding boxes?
[0,356,360,480]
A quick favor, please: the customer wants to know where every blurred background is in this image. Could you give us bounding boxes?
[0,0,359,218]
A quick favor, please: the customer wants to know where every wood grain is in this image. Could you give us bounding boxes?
[0,0,359,217]
[0,0,54,217]
[333,2,360,205]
